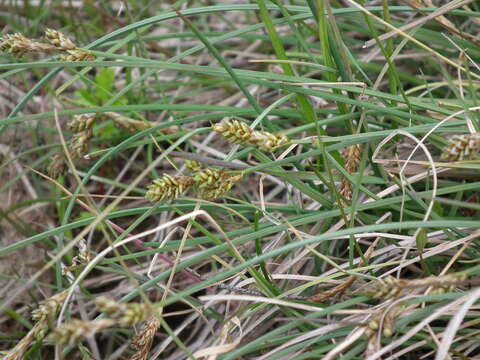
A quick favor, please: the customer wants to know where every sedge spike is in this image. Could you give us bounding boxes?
[441,133,480,161]
[146,175,195,202]
[213,119,288,151]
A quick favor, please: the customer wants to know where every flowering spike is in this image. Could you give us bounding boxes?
[44,29,95,61]
[339,144,362,201]
[213,119,289,151]
[48,319,115,346]
[95,297,156,327]
[130,317,161,360]
[0,33,55,57]
[70,128,93,159]
[194,168,243,199]
[145,174,195,202]
[441,133,480,161]
[44,29,76,50]
[185,160,203,173]
[48,154,68,178]
[68,114,96,132]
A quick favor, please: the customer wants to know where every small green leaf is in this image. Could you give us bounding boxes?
[95,68,115,104]
[75,88,98,107]
[432,201,444,217]
[416,228,428,253]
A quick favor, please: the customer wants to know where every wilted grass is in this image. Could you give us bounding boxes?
[1,1,480,359]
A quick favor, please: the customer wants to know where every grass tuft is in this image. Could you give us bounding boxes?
[1,1,480,359]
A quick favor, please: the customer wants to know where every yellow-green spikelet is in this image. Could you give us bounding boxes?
[213,119,289,151]
[441,133,480,161]
[250,130,289,151]
[146,175,195,202]
[194,168,243,199]
[213,119,252,144]
[194,168,223,188]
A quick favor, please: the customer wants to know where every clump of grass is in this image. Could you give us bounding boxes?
[2,1,480,359]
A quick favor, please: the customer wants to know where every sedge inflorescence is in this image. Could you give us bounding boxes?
[145,119,288,202]
[130,317,161,360]
[95,297,157,327]
[363,273,466,300]
[47,113,96,178]
[146,168,244,202]
[441,133,480,161]
[47,112,172,178]
[194,168,244,200]
[3,291,68,360]
[0,33,54,57]
[146,175,196,202]
[48,319,115,347]
[48,297,159,347]
[213,119,289,151]
[361,273,467,343]
[0,29,94,61]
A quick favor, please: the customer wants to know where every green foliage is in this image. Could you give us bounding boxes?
[1,1,480,359]
[75,68,128,107]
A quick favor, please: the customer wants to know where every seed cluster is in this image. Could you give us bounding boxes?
[146,168,244,202]
[213,119,289,151]
[95,297,157,327]
[146,175,196,202]
[145,119,288,202]
[3,291,69,360]
[195,168,244,199]
[0,29,94,61]
[47,114,96,178]
[44,29,76,51]
[363,273,466,300]
[48,112,168,178]
[48,297,159,347]
[441,133,480,161]
[0,33,55,57]
[48,319,115,347]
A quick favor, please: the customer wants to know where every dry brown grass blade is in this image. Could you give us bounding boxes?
[366,287,480,360]
[344,0,480,80]
[23,164,202,284]
[308,276,356,302]
[363,0,478,48]
[339,144,362,202]
[309,235,380,302]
